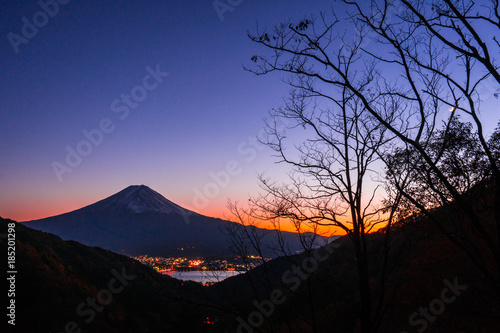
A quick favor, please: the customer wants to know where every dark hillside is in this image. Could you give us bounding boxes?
[1,217,218,333]
[208,205,500,332]
[4,180,500,333]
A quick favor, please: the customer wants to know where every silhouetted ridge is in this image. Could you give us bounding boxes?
[23,185,324,257]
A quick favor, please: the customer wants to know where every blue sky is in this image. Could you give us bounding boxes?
[1,0,498,223]
[0,0,337,221]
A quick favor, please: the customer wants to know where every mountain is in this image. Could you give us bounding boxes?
[23,185,322,257]
[2,217,214,333]
[6,179,500,332]
[11,207,499,332]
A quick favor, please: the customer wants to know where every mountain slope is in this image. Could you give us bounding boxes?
[1,217,218,333]
[23,185,318,257]
[6,181,500,332]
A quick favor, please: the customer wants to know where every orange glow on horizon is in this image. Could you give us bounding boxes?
[2,187,108,223]
[199,208,346,237]
[6,198,355,237]
[3,202,90,222]
[5,201,384,238]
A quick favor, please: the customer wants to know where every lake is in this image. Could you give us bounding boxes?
[165,270,243,284]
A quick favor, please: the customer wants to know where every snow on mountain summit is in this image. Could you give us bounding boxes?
[83,185,190,215]
[23,184,328,257]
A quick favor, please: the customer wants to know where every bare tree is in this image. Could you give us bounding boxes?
[245,0,500,302]
[227,62,399,331]
[353,0,500,293]
[223,203,321,332]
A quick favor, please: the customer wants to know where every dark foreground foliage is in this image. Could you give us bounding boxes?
[3,202,500,333]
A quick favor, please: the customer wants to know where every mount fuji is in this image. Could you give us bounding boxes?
[23,185,322,257]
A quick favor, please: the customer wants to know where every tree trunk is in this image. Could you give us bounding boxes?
[355,240,372,333]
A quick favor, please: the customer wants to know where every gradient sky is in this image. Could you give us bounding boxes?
[0,0,338,222]
[1,0,499,230]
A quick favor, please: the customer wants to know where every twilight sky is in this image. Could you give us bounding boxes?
[1,0,499,226]
[0,0,338,222]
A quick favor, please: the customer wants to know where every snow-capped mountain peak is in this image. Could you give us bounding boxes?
[84,185,190,215]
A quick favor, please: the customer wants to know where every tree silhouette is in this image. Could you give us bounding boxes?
[244,0,500,330]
